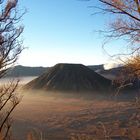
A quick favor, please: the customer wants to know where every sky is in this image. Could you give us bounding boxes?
[17,0,123,67]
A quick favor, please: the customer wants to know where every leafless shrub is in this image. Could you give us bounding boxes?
[0,0,25,139]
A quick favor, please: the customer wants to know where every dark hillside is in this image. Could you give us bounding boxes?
[88,64,104,71]
[24,63,111,92]
[5,65,48,77]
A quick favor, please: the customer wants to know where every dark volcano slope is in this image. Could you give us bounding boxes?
[24,63,111,92]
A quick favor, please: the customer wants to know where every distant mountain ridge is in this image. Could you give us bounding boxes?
[5,65,48,77]
[5,64,123,79]
[88,64,104,71]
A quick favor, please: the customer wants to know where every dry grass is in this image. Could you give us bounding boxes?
[9,90,139,140]
[71,97,140,140]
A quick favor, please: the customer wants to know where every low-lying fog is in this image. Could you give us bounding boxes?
[0,76,37,85]
[0,77,135,140]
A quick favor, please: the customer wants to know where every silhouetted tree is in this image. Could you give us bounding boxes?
[98,0,140,44]
[0,0,24,139]
[95,0,140,77]
[94,0,140,131]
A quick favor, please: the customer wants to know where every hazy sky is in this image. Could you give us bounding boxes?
[17,0,123,67]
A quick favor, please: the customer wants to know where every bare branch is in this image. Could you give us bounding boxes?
[0,0,25,139]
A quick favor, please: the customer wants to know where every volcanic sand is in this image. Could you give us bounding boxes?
[12,90,139,140]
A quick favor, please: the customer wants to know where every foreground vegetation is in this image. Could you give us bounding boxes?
[9,92,140,140]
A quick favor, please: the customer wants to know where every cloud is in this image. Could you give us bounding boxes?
[104,62,122,70]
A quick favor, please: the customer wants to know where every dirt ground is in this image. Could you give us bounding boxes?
[11,90,140,140]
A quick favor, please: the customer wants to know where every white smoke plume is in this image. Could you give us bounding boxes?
[104,62,123,70]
